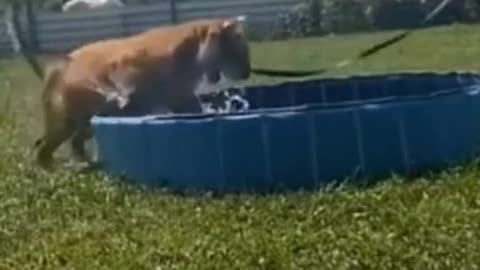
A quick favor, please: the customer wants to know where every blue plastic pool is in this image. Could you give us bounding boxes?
[91,71,480,192]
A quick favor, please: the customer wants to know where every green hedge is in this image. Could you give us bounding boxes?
[256,0,480,41]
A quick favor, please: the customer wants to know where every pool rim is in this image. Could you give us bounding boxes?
[91,70,480,125]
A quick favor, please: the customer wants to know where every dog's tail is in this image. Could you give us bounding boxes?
[4,1,72,150]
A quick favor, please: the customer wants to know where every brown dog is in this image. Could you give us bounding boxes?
[7,8,251,169]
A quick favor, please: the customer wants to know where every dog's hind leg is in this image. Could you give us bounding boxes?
[36,121,74,169]
[71,126,94,163]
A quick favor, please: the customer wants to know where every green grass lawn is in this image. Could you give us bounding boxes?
[2,23,480,269]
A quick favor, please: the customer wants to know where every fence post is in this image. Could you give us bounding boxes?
[24,0,39,52]
[120,8,129,37]
[169,0,177,24]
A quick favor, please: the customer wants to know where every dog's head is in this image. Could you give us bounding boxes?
[198,16,251,83]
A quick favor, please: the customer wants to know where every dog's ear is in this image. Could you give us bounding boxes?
[221,15,247,32]
[197,24,221,63]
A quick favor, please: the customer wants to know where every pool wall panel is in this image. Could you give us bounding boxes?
[91,72,480,192]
